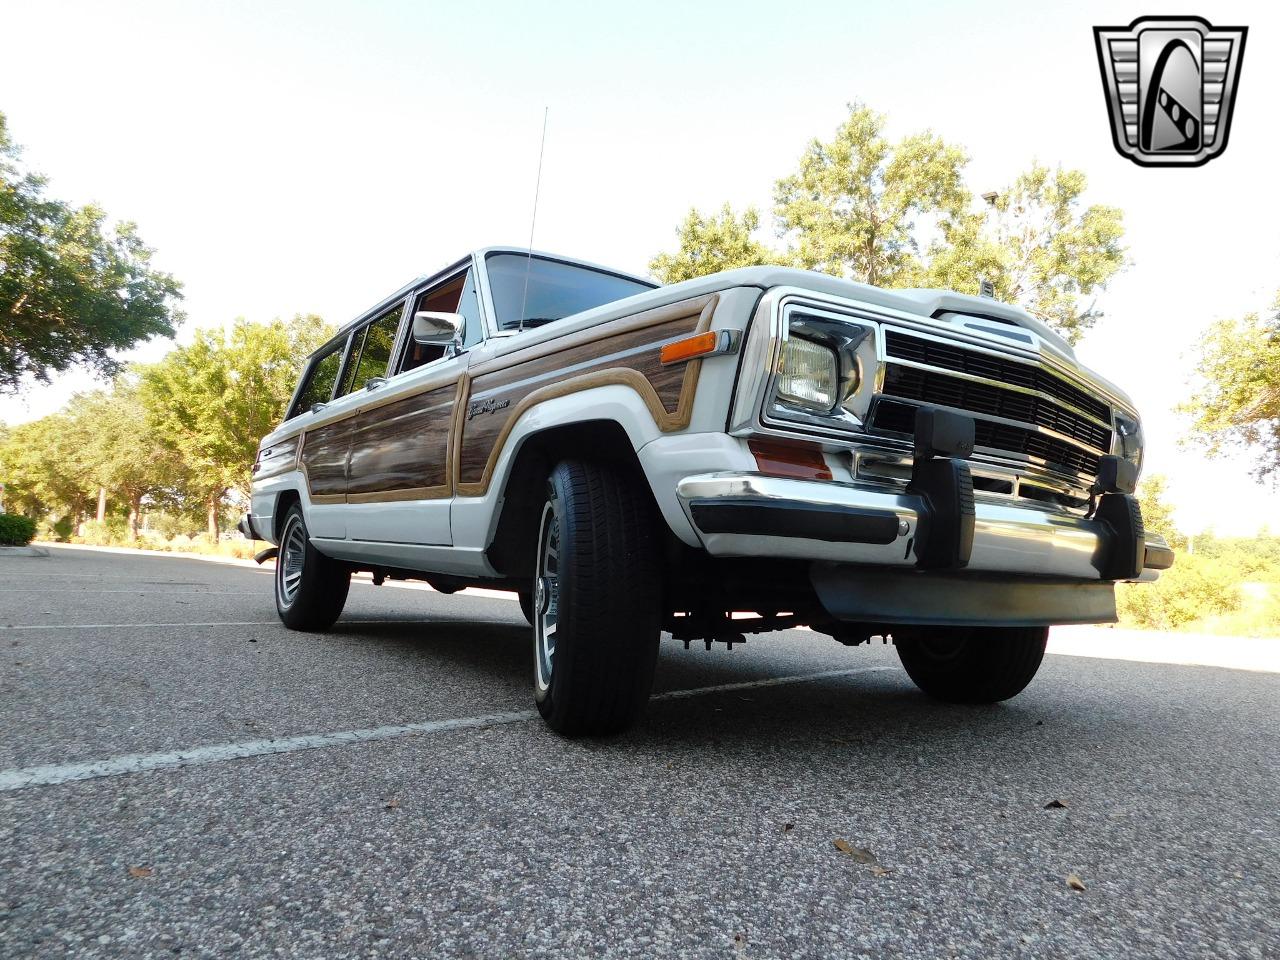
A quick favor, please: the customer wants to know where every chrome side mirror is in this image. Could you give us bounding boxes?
[413,311,464,347]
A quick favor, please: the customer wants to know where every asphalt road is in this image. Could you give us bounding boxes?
[1,547,1276,960]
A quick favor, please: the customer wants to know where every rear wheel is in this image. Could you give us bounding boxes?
[274,505,350,631]
[895,626,1048,703]
[532,459,661,736]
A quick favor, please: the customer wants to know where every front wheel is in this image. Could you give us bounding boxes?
[275,504,351,631]
[895,626,1048,703]
[531,460,661,736]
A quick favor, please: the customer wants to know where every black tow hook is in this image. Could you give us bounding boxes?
[254,547,279,565]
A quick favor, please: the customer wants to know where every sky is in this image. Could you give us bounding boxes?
[1,0,1277,535]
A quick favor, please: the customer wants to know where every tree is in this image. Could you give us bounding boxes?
[1135,474,1185,550]
[924,164,1126,342]
[1182,294,1280,482]
[66,381,186,538]
[0,413,96,522]
[773,103,969,287]
[649,204,788,284]
[0,111,183,392]
[651,105,1127,344]
[138,315,333,536]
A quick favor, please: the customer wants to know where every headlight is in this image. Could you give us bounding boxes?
[1115,413,1143,472]
[776,336,839,413]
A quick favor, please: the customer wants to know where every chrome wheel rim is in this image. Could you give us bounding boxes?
[278,517,306,607]
[533,501,560,693]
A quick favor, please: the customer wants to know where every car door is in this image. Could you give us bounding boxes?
[287,332,361,539]
[341,268,481,545]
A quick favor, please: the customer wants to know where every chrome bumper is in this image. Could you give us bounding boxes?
[676,472,1171,582]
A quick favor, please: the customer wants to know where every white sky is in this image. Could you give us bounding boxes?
[1,0,1277,534]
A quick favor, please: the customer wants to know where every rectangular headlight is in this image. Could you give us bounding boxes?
[776,336,838,412]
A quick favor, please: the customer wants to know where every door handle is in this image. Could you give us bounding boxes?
[364,377,387,391]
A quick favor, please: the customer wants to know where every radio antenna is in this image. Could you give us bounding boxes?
[518,106,549,333]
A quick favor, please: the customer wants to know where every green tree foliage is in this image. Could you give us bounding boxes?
[924,165,1125,341]
[650,104,1127,343]
[648,205,787,284]
[1116,554,1243,630]
[0,412,95,520]
[65,381,186,538]
[138,315,333,535]
[1,314,331,538]
[774,104,969,287]
[1182,293,1280,482]
[1135,474,1185,550]
[0,112,184,392]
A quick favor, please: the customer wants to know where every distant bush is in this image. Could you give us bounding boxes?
[147,511,199,540]
[38,515,74,542]
[74,517,130,546]
[1117,555,1244,630]
[0,514,37,546]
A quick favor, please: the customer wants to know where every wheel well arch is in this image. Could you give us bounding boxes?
[486,420,657,580]
[273,489,301,541]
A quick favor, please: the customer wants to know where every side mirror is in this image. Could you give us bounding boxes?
[413,311,464,347]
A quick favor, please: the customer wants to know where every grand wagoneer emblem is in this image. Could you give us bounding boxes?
[467,396,511,420]
[1094,16,1247,167]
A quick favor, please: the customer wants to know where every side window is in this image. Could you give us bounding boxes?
[398,269,483,374]
[337,303,404,397]
[289,339,346,419]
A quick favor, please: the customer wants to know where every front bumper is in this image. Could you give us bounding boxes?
[677,472,1171,581]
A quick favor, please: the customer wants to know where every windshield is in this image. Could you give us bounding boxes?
[486,253,655,330]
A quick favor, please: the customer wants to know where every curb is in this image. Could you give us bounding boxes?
[0,545,49,558]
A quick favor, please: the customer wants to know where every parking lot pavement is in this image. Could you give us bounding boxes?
[1,547,1276,959]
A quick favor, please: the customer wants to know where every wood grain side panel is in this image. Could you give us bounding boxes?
[299,420,352,502]
[345,382,458,501]
[456,308,708,490]
[254,436,300,481]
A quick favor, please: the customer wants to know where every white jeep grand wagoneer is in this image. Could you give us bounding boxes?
[242,248,1172,735]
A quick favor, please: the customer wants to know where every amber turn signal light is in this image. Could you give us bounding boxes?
[748,438,833,481]
[659,331,720,365]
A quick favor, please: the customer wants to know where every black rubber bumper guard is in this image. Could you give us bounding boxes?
[691,407,1161,582]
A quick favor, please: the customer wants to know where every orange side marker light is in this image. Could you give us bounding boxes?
[660,331,720,365]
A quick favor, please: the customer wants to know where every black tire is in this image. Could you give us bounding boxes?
[517,589,535,625]
[274,504,351,631]
[531,459,661,736]
[895,626,1048,703]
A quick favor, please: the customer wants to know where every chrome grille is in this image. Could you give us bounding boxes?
[870,330,1114,481]
[883,331,1112,423]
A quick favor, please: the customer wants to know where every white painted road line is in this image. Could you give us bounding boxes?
[0,618,490,631]
[652,666,894,700]
[0,620,282,631]
[0,590,265,596]
[0,667,895,792]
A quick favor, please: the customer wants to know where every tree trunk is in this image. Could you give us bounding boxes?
[207,492,220,539]
[96,486,107,523]
[128,496,142,540]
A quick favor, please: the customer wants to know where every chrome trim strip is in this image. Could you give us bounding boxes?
[874,394,1111,459]
[882,355,1114,433]
[880,324,1118,421]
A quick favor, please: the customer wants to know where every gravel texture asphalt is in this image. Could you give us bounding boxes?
[1,546,1277,959]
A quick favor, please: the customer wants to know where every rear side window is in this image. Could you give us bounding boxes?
[338,304,403,397]
[290,340,346,419]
